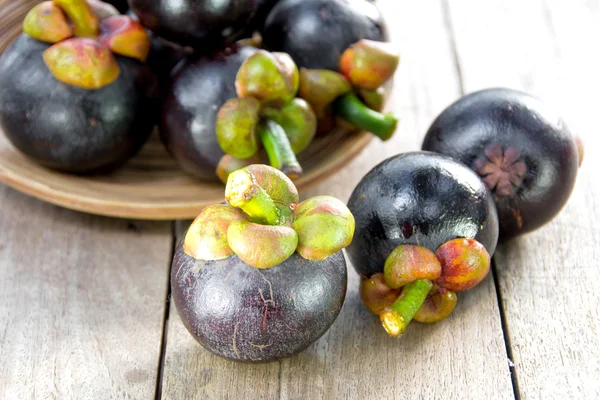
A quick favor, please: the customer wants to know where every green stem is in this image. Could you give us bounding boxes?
[259,120,303,180]
[380,279,433,337]
[225,169,281,225]
[333,92,398,141]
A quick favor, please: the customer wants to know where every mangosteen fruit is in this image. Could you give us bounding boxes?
[346,151,499,336]
[263,0,387,71]
[263,0,402,142]
[0,1,157,173]
[172,165,354,362]
[422,88,582,239]
[129,0,261,50]
[160,45,257,181]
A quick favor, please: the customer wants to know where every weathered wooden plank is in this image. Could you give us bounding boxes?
[0,185,172,399]
[447,0,600,398]
[161,1,514,399]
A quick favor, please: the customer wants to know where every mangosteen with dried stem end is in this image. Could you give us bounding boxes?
[0,0,157,173]
[263,0,399,140]
[422,88,582,240]
[129,0,261,50]
[215,50,317,181]
[263,0,387,71]
[172,165,354,362]
[160,45,257,181]
[347,152,499,336]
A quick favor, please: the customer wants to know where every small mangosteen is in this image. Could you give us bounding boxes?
[0,1,157,173]
[263,0,387,71]
[422,88,582,239]
[129,0,261,50]
[172,165,354,362]
[160,45,257,181]
[346,151,499,336]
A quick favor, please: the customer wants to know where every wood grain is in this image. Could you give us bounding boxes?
[0,0,374,220]
[0,186,172,399]
[447,0,600,398]
[160,1,514,399]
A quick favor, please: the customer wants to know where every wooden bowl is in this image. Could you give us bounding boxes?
[0,0,374,220]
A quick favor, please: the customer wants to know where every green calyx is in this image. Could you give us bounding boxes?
[236,50,300,106]
[340,39,400,91]
[363,239,490,337]
[215,50,318,180]
[216,97,262,159]
[296,39,400,141]
[298,69,352,117]
[22,0,151,90]
[292,196,355,261]
[185,165,355,269]
[263,99,317,154]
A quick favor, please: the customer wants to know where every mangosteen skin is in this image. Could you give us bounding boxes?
[160,46,256,181]
[107,0,129,13]
[346,151,499,278]
[422,88,580,239]
[171,245,347,362]
[262,0,388,71]
[129,0,260,49]
[0,35,158,173]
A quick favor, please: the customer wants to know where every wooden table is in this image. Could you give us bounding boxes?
[1,1,599,399]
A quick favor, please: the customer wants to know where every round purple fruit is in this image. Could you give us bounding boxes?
[171,165,354,362]
[422,88,582,239]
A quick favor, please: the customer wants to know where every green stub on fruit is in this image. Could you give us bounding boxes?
[383,245,442,289]
[227,220,298,269]
[264,99,317,154]
[216,97,261,159]
[86,0,119,20]
[54,0,99,38]
[184,205,247,260]
[236,50,299,106]
[99,16,151,62]
[340,39,400,91]
[43,38,120,89]
[298,68,352,117]
[226,165,299,225]
[292,196,355,260]
[23,2,74,44]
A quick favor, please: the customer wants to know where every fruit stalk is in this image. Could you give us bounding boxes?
[379,279,433,337]
[259,120,303,180]
[334,92,397,141]
[225,169,282,226]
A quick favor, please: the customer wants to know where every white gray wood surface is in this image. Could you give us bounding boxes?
[1,0,599,399]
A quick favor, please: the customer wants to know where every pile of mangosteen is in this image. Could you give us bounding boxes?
[0,0,400,181]
[0,0,584,363]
